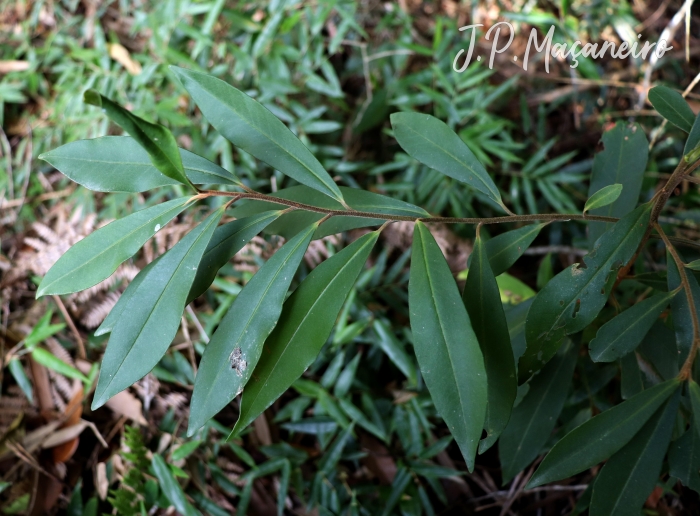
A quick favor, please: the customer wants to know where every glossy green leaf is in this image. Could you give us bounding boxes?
[648,85,695,132]
[84,91,191,187]
[527,379,680,488]
[589,389,680,515]
[587,123,648,247]
[521,203,652,382]
[684,112,700,156]
[620,352,643,400]
[686,259,700,271]
[669,425,700,493]
[94,256,161,337]
[463,231,516,454]
[37,197,191,297]
[390,112,507,212]
[669,250,700,364]
[186,210,282,303]
[588,290,678,362]
[230,185,428,239]
[484,223,547,276]
[39,136,238,192]
[409,221,487,471]
[690,381,700,438]
[151,454,201,516]
[187,223,315,435]
[172,66,343,204]
[372,319,417,385]
[92,208,223,409]
[230,230,379,438]
[499,340,577,484]
[584,184,623,214]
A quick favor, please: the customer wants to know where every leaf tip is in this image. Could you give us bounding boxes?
[83,90,101,107]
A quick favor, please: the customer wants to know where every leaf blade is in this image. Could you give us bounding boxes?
[484,223,547,276]
[584,184,623,214]
[648,85,695,132]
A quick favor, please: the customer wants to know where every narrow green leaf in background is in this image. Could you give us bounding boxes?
[588,289,678,362]
[499,341,577,484]
[84,91,191,187]
[39,136,238,192]
[37,197,190,297]
[589,389,680,515]
[527,379,680,488]
[410,221,487,472]
[463,228,516,453]
[648,85,695,133]
[684,112,700,156]
[668,250,700,363]
[151,454,201,516]
[521,203,652,382]
[583,184,622,214]
[669,425,700,493]
[372,320,417,385]
[390,112,508,213]
[231,230,379,438]
[587,123,648,247]
[188,223,316,435]
[620,352,643,400]
[686,258,700,271]
[483,223,547,276]
[171,67,344,204]
[92,208,223,409]
[31,347,89,383]
[187,210,282,303]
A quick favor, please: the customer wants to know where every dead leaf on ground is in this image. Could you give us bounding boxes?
[105,390,147,426]
[107,43,142,75]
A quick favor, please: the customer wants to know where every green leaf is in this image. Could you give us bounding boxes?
[463,230,516,454]
[92,208,223,409]
[390,112,507,212]
[37,197,191,297]
[669,425,700,493]
[151,455,201,516]
[589,389,680,515]
[584,184,623,214]
[94,256,161,336]
[484,223,547,276]
[527,379,680,488]
[588,290,678,362]
[521,203,652,382]
[230,185,428,239]
[84,91,191,188]
[188,223,315,435]
[409,221,487,472]
[7,359,34,404]
[690,381,700,438]
[684,112,700,156]
[498,340,578,484]
[668,250,700,363]
[648,85,695,132]
[187,210,282,303]
[230,230,379,438]
[171,67,344,204]
[39,136,238,192]
[620,352,643,400]
[31,348,90,383]
[372,320,417,385]
[587,123,648,247]
[686,259,700,271]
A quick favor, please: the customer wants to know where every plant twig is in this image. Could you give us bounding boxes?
[655,223,700,380]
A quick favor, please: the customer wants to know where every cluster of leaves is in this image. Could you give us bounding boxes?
[36,58,700,515]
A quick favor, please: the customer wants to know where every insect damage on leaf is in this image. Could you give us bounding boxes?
[229,347,247,377]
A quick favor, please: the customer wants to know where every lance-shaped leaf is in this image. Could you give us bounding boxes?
[409,221,487,471]
[37,197,191,297]
[151,455,201,516]
[92,208,223,409]
[84,91,191,187]
[685,112,700,156]
[230,185,428,239]
[648,86,695,132]
[483,223,547,276]
[587,123,648,247]
[187,210,282,303]
[390,112,508,213]
[187,223,315,435]
[171,66,344,204]
[588,289,678,362]
[686,259,700,271]
[669,425,700,493]
[95,256,161,337]
[499,341,578,484]
[463,229,516,454]
[527,379,680,488]
[584,184,622,214]
[589,389,680,515]
[690,381,700,437]
[668,250,700,363]
[520,203,652,382]
[230,230,379,438]
[39,136,238,192]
